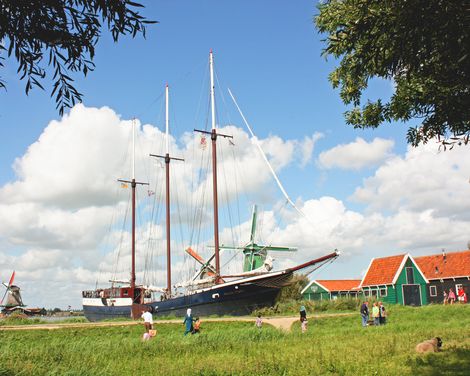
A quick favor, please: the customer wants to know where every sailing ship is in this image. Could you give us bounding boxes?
[82,51,339,321]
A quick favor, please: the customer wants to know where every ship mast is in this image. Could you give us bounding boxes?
[195,50,232,282]
[150,84,183,297]
[209,50,221,277]
[118,120,148,297]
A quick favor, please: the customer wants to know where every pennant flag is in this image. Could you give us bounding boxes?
[148,190,155,197]
[121,183,129,188]
[200,136,207,150]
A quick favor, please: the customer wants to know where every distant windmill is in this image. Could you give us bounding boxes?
[1,271,24,310]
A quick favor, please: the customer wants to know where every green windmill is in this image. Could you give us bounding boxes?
[221,205,297,273]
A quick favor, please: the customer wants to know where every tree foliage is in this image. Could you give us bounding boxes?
[0,0,156,115]
[315,0,470,149]
[276,274,309,302]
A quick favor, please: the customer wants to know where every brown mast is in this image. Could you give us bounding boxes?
[195,50,232,282]
[150,84,183,297]
[165,153,171,293]
[118,120,148,299]
[211,128,220,274]
[131,178,136,289]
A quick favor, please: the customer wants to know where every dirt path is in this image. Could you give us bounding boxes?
[0,312,354,332]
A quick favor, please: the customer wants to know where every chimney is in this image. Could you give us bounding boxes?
[442,249,446,262]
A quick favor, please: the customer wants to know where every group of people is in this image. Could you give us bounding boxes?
[140,307,201,341]
[360,301,386,327]
[183,308,201,335]
[443,287,467,304]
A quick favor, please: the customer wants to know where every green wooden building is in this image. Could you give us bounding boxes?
[301,279,361,301]
[359,254,428,306]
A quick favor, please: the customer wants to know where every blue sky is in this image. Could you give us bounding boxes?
[1,1,469,308]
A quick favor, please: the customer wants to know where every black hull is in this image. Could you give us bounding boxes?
[83,271,292,322]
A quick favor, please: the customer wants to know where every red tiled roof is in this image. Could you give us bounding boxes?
[361,254,406,286]
[316,279,361,292]
[415,250,470,280]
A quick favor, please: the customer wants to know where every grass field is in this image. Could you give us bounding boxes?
[0,304,469,375]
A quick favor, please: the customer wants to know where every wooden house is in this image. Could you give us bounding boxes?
[301,279,361,301]
[414,250,470,304]
[359,254,428,306]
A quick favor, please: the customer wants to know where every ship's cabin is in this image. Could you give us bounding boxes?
[82,286,146,303]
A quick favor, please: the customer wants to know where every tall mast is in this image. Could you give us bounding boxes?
[165,84,171,295]
[209,49,221,278]
[118,120,148,298]
[194,50,232,282]
[150,84,183,297]
[131,120,136,291]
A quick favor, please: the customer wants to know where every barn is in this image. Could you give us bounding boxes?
[415,250,470,304]
[301,280,361,301]
[359,254,428,306]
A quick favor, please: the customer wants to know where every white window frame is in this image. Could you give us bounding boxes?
[380,287,387,297]
[429,285,437,297]
[455,283,463,292]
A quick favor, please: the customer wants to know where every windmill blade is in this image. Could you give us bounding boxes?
[0,271,15,305]
[0,285,9,305]
[8,271,15,286]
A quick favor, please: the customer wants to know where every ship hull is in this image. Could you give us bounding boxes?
[83,270,292,321]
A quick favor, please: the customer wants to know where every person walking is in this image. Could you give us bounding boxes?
[183,308,194,335]
[255,314,263,329]
[141,307,153,340]
[379,302,386,325]
[372,302,380,326]
[360,301,369,327]
[443,289,448,305]
[300,306,308,333]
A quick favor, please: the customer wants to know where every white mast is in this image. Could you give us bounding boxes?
[132,118,136,180]
[210,49,216,131]
[165,84,170,154]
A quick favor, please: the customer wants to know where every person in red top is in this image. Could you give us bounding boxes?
[458,287,467,304]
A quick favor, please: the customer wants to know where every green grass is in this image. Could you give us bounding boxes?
[254,298,361,316]
[0,315,88,326]
[0,304,469,375]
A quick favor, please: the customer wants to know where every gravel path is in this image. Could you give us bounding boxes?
[0,312,355,332]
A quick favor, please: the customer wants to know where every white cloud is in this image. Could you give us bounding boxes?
[352,142,470,219]
[299,133,323,167]
[318,137,394,170]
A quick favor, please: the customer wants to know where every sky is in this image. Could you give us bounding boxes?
[1,1,469,309]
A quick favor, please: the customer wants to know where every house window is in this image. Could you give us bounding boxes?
[429,286,437,297]
[406,267,415,284]
[380,288,387,297]
[455,284,463,292]
[364,290,370,297]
